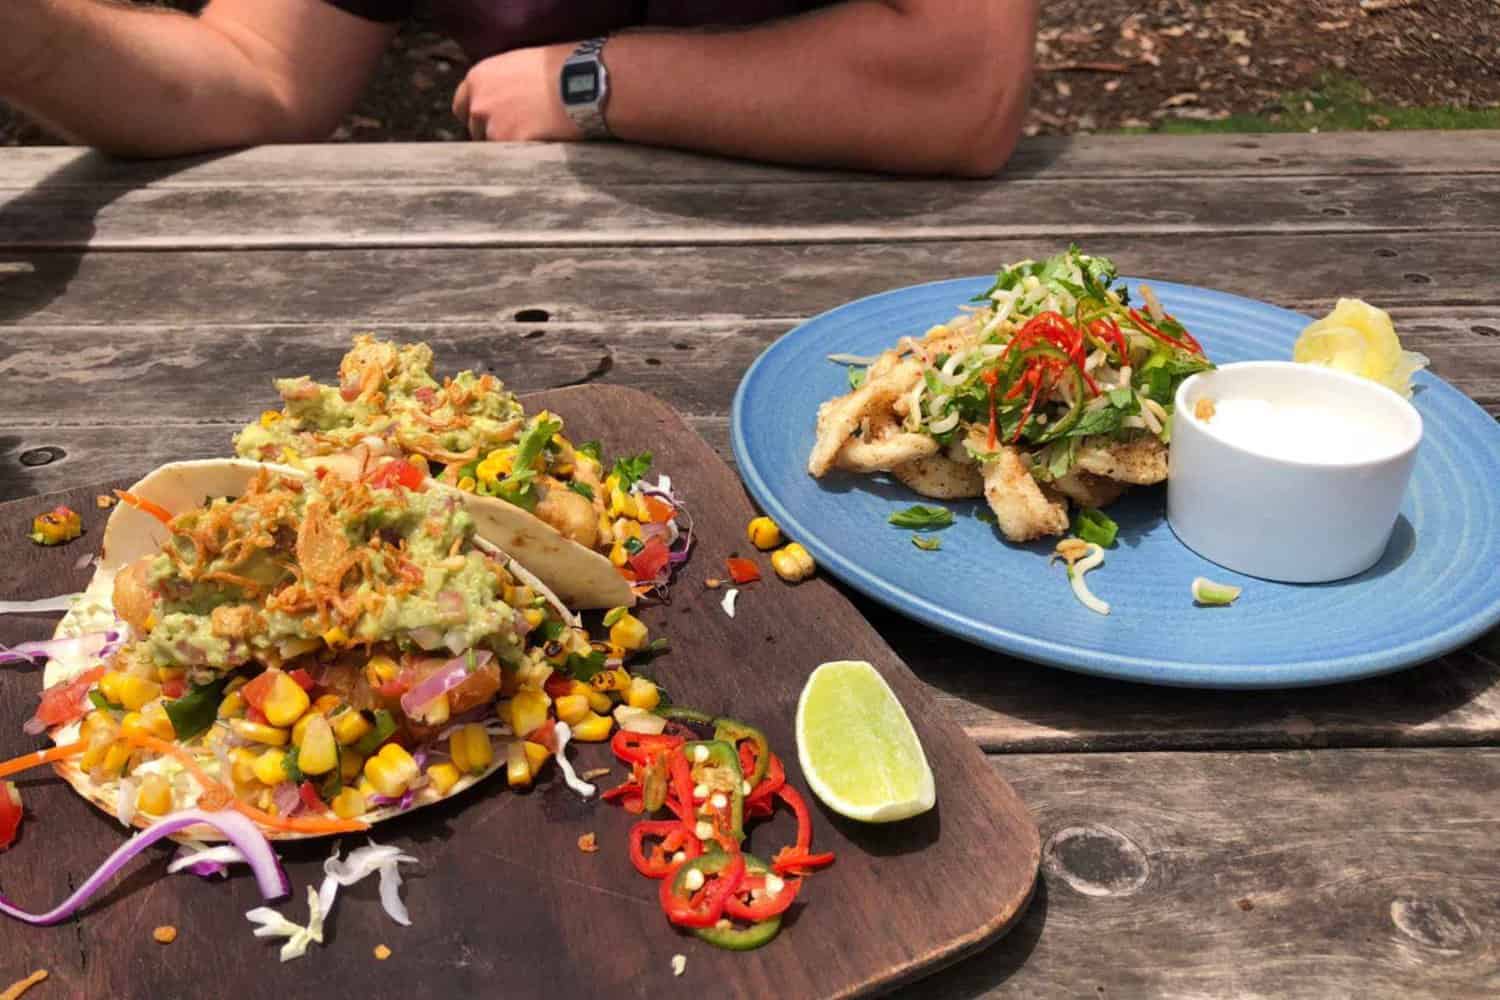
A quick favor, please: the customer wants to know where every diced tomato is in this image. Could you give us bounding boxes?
[288,668,316,692]
[241,671,276,711]
[367,459,425,491]
[376,678,409,700]
[160,676,187,700]
[726,558,761,585]
[298,781,325,812]
[0,781,22,851]
[246,705,269,725]
[641,495,675,524]
[543,672,575,700]
[32,666,105,730]
[627,538,671,582]
[526,718,558,753]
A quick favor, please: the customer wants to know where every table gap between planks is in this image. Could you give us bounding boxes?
[1,132,1498,999]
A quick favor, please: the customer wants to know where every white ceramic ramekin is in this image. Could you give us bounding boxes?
[1167,361,1423,583]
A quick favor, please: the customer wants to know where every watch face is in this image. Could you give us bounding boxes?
[561,64,599,106]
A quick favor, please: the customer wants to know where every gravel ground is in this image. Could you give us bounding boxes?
[2,0,1497,145]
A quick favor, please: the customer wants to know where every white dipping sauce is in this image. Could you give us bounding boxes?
[1201,397,1399,464]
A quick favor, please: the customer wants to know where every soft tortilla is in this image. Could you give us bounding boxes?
[46,459,575,841]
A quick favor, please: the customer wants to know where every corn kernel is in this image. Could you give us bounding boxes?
[331,787,367,819]
[119,712,146,737]
[747,516,783,550]
[217,690,246,719]
[140,700,176,740]
[321,626,348,648]
[571,680,614,715]
[262,670,311,727]
[523,741,550,776]
[426,761,461,795]
[609,614,649,653]
[80,710,116,743]
[608,543,628,567]
[365,655,399,687]
[771,542,816,583]
[589,668,631,694]
[356,778,377,800]
[522,607,546,630]
[450,723,493,775]
[137,773,173,815]
[259,409,282,428]
[457,475,476,492]
[231,748,259,786]
[554,694,590,726]
[503,690,551,739]
[28,505,82,546]
[625,677,660,711]
[505,741,532,788]
[99,741,133,777]
[291,712,317,747]
[297,715,338,776]
[570,712,613,742]
[364,743,418,798]
[407,454,429,476]
[116,675,162,712]
[252,749,289,786]
[231,719,289,747]
[311,694,342,716]
[332,709,372,746]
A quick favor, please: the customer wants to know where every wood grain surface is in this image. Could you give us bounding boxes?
[0,386,1039,999]
[1,133,1498,998]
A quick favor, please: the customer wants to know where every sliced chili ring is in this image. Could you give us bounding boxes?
[745,752,786,808]
[772,849,836,876]
[713,716,770,788]
[610,730,684,767]
[660,850,746,929]
[629,820,703,879]
[725,867,801,922]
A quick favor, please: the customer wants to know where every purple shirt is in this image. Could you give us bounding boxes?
[326,1,833,62]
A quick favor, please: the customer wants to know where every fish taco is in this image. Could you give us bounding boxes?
[233,337,691,609]
[32,458,610,841]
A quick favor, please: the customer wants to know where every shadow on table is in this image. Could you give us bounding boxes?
[0,150,228,324]
[857,595,1500,752]
[903,879,1050,998]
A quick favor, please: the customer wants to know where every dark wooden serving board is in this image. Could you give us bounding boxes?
[0,385,1038,999]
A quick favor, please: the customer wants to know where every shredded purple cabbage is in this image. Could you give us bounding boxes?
[0,628,123,668]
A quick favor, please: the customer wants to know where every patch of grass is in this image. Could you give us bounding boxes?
[1122,74,1500,135]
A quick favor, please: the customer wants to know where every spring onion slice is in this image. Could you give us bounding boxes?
[1191,577,1242,606]
[0,809,287,926]
[825,352,881,366]
[1066,544,1110,615]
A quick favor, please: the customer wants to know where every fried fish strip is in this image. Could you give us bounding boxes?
[891,443,984,499]
[979,444,1069,542]
[1074,436,1169,485]
[1051,469,1128,509]
[808,354,922,477]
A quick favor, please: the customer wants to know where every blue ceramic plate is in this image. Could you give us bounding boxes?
[731,277,1500,688]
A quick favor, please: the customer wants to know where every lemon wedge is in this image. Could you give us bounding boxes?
[795,660,935,823]
[1293,298,1429,397]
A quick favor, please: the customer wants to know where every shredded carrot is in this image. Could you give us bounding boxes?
[0,969,47,1000]
[0,741,85,780]
[124,732,368,834]
[114,490,174,526]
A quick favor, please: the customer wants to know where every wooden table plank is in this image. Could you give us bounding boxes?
[2,235,1497,331]
[904,748,1500,999]
[0,133,1494,193]
[1,173,1498,250]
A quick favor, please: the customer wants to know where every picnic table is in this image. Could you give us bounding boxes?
[2,131,1499,998]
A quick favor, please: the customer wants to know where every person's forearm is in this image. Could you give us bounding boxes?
[602,1,1037,177]
[1,0,330,156]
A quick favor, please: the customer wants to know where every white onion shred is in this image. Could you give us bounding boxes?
[1068,544,1110,615]
[721,588,739,619]
[0,594,80,615]
[115,777,139,828]
[247,885,325,963]
[168,843,248,875]
[553,722,596,798]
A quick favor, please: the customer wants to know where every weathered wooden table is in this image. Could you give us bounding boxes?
[2,133,1498,997]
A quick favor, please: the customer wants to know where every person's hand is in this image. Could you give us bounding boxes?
[452,43,583,142]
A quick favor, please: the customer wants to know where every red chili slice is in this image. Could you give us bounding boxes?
[726,558,761,585]
[659,851,746,929]
[772,849,837,876]
[610,730,685,767]
[725,871,802,922]
[629,820,702,879]
[982,370,1000,449]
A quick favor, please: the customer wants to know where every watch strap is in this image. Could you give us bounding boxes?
[562,36,611,140]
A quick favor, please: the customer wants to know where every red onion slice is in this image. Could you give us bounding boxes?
[399,650,491,718]
[0,809,287,926]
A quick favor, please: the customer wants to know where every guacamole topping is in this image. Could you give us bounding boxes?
[125,469,522,672]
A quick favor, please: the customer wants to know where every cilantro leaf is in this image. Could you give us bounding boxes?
[565,650,608,683]
[611,451,653,489]
[566,481,595,501]
[888,504,955,530]
[847,366,867,390]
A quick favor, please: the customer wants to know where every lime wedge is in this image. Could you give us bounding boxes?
[795,660,935,823]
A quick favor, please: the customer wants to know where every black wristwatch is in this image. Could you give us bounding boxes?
[560,37,611,140]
